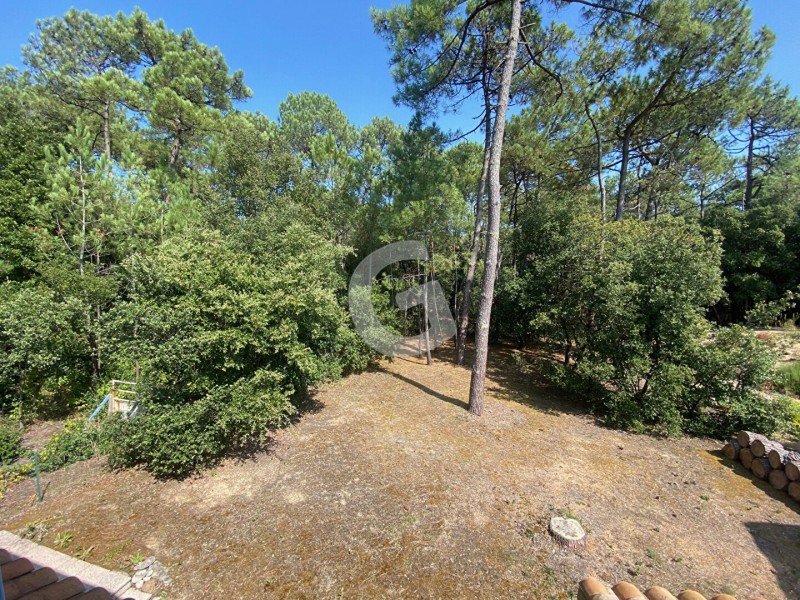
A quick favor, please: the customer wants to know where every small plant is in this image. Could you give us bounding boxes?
[19,520,49,543]
[73,545,94,560]
[128,552,145,567]
[54,531,73,548]
[700,494,710,502]
[645,548,657,560]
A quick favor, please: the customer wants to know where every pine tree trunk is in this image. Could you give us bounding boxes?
[423,269,432,366]
[102,100,112,158]
[744,116,755,210]
[468,0,522,415]
[456,116,491,366]
[584,100,606,220]
[616,129,631,221]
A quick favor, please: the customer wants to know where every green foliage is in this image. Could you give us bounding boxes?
[0,418,23,465]
[99,213,370,476]
[691,325,785,437]
[501,207,783,437]
[38,418,100,472]
[773,361,800,395]
[0,284,93,418]
[3,3,800,476]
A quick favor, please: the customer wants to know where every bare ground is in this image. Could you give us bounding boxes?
[1,345,798,599]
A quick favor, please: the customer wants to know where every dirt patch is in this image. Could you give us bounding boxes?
[1,345,798,599]
[20,420,64,453]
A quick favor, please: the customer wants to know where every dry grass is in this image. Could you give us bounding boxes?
[1,345,798,599]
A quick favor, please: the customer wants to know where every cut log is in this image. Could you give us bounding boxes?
[769,468,789,491]
[723,440,741,460]
[750,438,781,458]
[737,430,768,448]
[549,516,586,549]
[645,588,679,600]
[613,581,646,600]
[789,481,800,502]
[740,448,754,470]
[768,448,800,469]
[578,577,617,600]
[786,460,800,481]
[751,456,772,479]
[677,591,707,600]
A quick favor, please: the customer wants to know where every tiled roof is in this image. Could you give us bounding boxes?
[578,576,767,600]
[0,532,151,600]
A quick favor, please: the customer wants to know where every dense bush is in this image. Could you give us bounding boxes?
[38,418,100,472]
[100,214,372,476]
[499,208,784,437]
[0,418,22,465]
[0,284,93,419]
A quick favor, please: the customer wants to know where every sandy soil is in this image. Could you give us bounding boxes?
[1,345,798,599]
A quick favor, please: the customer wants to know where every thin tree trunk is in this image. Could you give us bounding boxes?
[468,0,522,415]
[423,269,432,365]
[102,100,111,158]
[616,128,631,220]
[456,113,491,365]
[584,100,606,220]
[744,116,755,210]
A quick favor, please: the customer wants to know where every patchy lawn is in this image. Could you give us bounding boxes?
[1,345,798,599]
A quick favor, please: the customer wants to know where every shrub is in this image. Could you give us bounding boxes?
[38,418,99,472]
[102,376,295,478]
[507,208,786,438]
[100,215,368,476]
[0,418,22,465]
[0,284,93,419]
[773,361,800,395]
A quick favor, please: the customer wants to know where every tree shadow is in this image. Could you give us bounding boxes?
[712,450,800,515]
[482,342,596,418]
[383,369,469,410]
[745,522,800,599]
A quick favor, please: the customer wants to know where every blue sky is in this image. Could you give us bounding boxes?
[2,0,799,136]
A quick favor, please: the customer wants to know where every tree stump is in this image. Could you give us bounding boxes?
[768,448,800,469]
[722,440,741,460]
[789,481,800,502]
[549,516,586,549]
[769,468,789,491]
[737,430,768,448]
[750,438,781,458]
[740,448,754,469]
[785,460,800,481]
[751,456,772,479]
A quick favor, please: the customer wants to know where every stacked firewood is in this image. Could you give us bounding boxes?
[578,576,765,600]
[722,430,800,502]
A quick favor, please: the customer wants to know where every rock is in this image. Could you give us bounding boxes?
[135,556,156,571]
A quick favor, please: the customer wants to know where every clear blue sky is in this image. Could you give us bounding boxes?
[1,0,799,136]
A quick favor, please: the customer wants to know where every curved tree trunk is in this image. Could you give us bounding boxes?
[468,0,522,415]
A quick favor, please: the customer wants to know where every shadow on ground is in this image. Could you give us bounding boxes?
[746,522,800,599]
